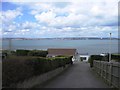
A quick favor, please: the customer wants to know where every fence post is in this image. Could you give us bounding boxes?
[100,61,103,77]
[109,62,113,87]
[99,61,101,76]
[93,60,96,72]
[93,61,119,89]
[118,64,120,90]
[105,62,107,82]
[93,60,95,71]
[106,63,109,83]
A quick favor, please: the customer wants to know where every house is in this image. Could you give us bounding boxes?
[79,53,90,62]
[47,48,78,61]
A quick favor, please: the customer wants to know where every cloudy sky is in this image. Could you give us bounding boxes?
[1,0,119,38]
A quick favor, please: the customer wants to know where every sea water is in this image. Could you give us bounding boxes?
[2,39,118,55]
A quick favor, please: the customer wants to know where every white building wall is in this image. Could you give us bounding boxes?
[79,55,90,62]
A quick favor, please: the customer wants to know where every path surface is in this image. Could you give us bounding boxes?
[37,62,109,88]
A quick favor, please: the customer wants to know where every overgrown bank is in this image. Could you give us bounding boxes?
[2,50,73,88]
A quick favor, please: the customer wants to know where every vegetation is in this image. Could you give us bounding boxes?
[16,50,30,56]
[111,54,120,62]
[27,50,48,57]
[88,55,104,68]
[88,54,120,68]
[2,49,48,58]
[80,57,83,61]
[2,55,72,87]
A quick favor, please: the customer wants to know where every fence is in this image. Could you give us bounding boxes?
[93,60,120,89]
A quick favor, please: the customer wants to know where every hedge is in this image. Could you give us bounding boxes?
[16,50,30,56]
[27,50,48,57]
[88,54,120,68]
[2,57,34,87]
[88,55,104,68]
[2,56,72,88]
[15,49,48,57]
[2,50,16,57]
[111,54,120,62]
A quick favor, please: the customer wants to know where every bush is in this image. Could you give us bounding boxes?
[2,52,8,59]
[10,51,16,55]
[16,49,30,56]
[2,50,17,59]
[56,56,73,64]
[80,57,83,61]
[88,54,120,68]
[2,50,9,59]
[88,55,103,68]
[2,50,9,54]
[27,50,48,57]
[111,54,120,62]
[15,49,48,57]
[2,56,34,87]
[3,56,72,87]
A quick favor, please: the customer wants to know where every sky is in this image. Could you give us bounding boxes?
[1,0,119,38]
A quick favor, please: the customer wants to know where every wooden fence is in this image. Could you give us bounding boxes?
[93,60,120,89]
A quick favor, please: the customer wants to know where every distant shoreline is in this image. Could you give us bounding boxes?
[1,37,119,40]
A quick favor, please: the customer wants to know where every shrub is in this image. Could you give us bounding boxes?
[88,54,120,68]
[111,54,120,62]
[56,56,73,65]
[2,50,9,54]
[56,55,67,57]
[10,51,16,55]
[88,55,103,68]
[2,56,34,87]
[16,49,30,56]
[27,50,48,57]
[2,50,9,59]
[12,49,48,57]
[80,57,83,61]
[2,52,8,59]
[15,49,48,57]
[3,56,72,88]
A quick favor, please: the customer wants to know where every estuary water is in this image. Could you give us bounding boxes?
[2,39,118,55]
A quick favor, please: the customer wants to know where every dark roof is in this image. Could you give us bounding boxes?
[47,48,77,56]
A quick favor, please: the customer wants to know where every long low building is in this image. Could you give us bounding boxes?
[47,48,78,61]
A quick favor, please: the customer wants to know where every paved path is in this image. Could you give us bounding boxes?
[37,62,109,88]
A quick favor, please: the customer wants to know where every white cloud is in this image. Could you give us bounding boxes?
[22,21,39,29]
[2,1,119,38]
[21,29,30,32]
[2,8,23,23]
[30,1,118,28]
[91,6,103,16]
[7,25,16,31]
[3,0,119,2]
[35,11,56,23]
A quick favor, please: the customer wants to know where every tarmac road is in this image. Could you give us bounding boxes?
[36,62,109,88]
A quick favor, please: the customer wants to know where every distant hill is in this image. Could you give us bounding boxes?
[2,37,119,40]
